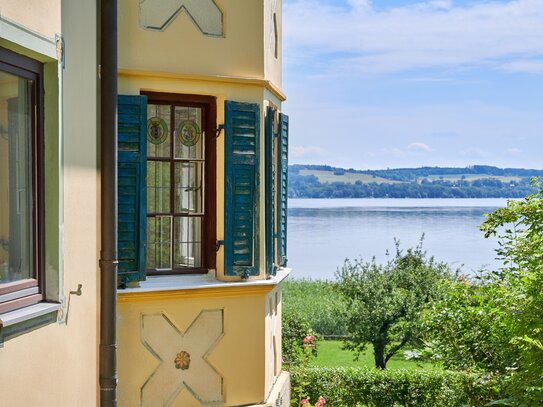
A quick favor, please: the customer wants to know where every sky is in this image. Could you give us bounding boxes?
[282,0,543,170]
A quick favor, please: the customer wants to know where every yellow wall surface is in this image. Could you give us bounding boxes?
[0,0,100,405]
[117,283,283,406]
[119,0,264,80]
[0,0,60,40]
[264,0,283,89]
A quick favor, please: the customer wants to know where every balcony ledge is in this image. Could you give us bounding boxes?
[117,268,291,303]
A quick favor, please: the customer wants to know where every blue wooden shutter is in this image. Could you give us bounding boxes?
[224,101,260,278]
[265,106,276,276]
[117,95,147,285]
[277,113,289,267]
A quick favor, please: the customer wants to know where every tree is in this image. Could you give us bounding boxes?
[479,179,543,405]
[336,239,454,369]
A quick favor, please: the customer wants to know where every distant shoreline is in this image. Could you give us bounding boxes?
[289,164,538,199]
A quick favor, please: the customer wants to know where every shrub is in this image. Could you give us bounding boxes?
[423,275,518,374]
[290,367,501,407]
[282,310,318,366]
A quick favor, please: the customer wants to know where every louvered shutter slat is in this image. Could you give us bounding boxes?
[117,95,147,285]
[265,106,276,276]
[277,113,289,267]
[224,101,260,278]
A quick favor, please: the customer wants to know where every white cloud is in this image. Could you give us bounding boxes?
[506,147,522,155]
[290,145,327,158]
[284,0,543,75]
[500,59,543,74]
[460,147,491,158]
[408,142,432,152]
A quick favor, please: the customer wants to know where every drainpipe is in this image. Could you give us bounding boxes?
[99,0,118,406]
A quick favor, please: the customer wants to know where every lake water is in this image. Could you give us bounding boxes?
[287,198,509,280]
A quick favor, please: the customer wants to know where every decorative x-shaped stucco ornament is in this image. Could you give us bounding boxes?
[140,310,224,406]
[139,0,224,37]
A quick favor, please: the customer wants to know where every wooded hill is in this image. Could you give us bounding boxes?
[289,164,542,198]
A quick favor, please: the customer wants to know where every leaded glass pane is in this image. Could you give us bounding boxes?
[0,71,33,284]
[174,106,203,160]
[147,161,170,213]
[146,216,172,270]
[147,104,170,158]
[175,162,204,214]
[173,217,202,268]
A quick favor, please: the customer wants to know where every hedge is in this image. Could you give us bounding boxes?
[290,367,502,406]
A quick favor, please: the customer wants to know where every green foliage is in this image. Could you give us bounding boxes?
[290,367,501,407]
[336,239,454,369]
[292,335,319,405]
[282,311,318,366]
[282,279,349,336]
[423,275,518,373]
[479,180,543,405]
[423,180,543,405]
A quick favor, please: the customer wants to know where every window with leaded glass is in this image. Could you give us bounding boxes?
[144,93,216,274]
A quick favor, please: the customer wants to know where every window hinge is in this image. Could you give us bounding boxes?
[216,124,224,138]
[215,239,224,251]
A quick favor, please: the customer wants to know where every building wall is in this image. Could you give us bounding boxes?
[264,0,283,89]
[0,0,60,40]
[119,0,265,80]
[117,282,283,406]
[0,0,100,405]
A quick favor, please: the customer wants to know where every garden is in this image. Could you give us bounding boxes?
[282,181,543,406]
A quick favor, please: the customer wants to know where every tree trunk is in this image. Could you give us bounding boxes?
[373,342,387,369]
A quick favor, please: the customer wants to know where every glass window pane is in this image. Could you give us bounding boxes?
[174,106,203,159]
[173,217,202,268]
[175,162,204,214]
[146,216,172,270]
[147,161,170,213]
[0,71,33,284]
[147,104,170,158]
[146,217,156,270]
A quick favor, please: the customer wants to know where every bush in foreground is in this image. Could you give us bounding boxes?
[283,311,318,366]
[290,367,501,407]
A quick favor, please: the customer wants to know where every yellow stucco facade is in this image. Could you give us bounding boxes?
[0,0,100,406]
[0,0,289,405]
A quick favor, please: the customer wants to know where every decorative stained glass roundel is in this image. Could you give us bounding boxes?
[147,117,168,144]
[177,120,201,147]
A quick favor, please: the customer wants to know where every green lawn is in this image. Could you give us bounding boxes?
[311,340,440,371]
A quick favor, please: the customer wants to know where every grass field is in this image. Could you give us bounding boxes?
[298,168,522,185]
[311,340,440,371]
[299,169,400,184]
[422,174,521,182]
